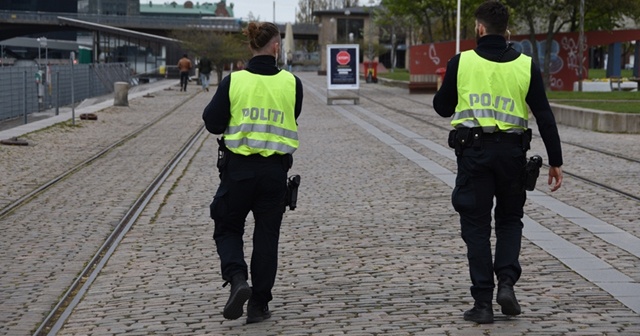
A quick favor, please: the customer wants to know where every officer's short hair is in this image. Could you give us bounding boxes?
[475,1,509,35]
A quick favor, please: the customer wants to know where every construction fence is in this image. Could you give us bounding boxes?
[0,63,131,122]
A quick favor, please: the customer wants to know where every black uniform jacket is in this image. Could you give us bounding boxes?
[202,55,303,136]
[433,35,563,167]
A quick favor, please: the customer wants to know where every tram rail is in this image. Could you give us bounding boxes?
[0,96,194,221]
[33,126,206,335]
[357,87,640,203]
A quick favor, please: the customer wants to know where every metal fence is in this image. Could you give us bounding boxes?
[0,63,130,122]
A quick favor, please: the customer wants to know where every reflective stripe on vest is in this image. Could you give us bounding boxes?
[226,70,298,156]
[452,50,531,133]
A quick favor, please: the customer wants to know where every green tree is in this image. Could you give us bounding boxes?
[380,0,483,43]
[506,0,640,89]
[384,0,638,89]
[372,5,416,69]
[172,29,251,84]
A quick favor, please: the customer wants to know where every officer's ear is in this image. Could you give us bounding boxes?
[476,22,486,37]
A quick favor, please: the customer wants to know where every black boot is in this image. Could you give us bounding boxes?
[222,274,252,320]
[246,301,271,324]
[497,277,521,316]
[463,301,494,324]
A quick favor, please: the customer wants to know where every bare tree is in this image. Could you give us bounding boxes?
[171,29,251,84]
[296,0,328,23]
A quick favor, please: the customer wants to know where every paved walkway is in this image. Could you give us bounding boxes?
[1,73,639,335]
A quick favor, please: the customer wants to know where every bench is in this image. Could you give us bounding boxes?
[609,77,635,91]
[409,74,438,94]
[408,81,437,94]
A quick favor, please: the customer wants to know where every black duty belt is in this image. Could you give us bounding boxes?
[229,151,285,162]
[479,132,523,144]
[449,128,532,155]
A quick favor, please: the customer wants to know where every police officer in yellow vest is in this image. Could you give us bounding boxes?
[433,1,563,324]
[202,21,303,324]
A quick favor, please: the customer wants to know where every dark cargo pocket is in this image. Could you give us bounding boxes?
[210,186,229,221]
[451,174,474,214]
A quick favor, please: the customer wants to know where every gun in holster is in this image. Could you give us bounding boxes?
[285,175,301,211]
[524,155,542,191]
[216,137,229,175]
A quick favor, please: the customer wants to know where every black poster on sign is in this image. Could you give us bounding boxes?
[327,44,359,90]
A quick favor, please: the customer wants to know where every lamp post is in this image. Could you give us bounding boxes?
[344,10,350,44]
[456,0,461,54]
[330,18,336,43]
[37,37,47,65]
[578,0,584,91]
[36,39,41,64]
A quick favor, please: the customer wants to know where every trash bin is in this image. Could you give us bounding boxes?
[436,67,446,90]
[364,61,378,83]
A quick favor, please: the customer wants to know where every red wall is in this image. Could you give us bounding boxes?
[410,29,640,91]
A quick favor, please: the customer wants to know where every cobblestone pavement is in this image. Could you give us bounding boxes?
[0,81,210,335]
[2,73,640,335]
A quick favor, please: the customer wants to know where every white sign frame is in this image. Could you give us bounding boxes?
[327,44,360,90]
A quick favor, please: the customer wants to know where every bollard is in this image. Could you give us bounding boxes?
[114,81,129,106]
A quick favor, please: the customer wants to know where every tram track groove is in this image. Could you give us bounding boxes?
[0,93,196,220]
[357,86,640,203]
[305,81,640,313]
[37,73,640,334]
[0,86,209,335]
[315,80,640,283]
[34,126,206,336]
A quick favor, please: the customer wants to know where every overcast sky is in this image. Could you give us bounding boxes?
[232,0,299,23]
[150,1,380,24]
[148,0,298,23]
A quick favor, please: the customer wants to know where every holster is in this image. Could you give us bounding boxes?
[523,154,543,191]
[285,175,301,211]
[216,138,229,177]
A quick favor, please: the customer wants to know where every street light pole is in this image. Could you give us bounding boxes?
[37,37,47,65]
[456,0,461,54]
[578,0,584,92]
[344,10,350,44]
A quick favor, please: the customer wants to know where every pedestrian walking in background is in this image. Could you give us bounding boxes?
[202,21,303,324]
[198,56,213,91]
[177,54,192,92]
[433,0,563,324]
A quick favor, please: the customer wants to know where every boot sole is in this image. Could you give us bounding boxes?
[246,311,271,324]
[223,286,252,320]
[463,314,493,324]
[497,291,521,316]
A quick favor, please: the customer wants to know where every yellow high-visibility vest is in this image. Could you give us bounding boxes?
[225,70,298,156]
[452,50,531,133]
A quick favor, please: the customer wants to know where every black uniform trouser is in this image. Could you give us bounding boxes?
[210,153,288,306]
[452,139,527,303]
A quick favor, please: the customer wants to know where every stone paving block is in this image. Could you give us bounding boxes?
[1,75,638,335]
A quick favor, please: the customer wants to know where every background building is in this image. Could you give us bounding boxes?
[86,0,140,15]
[0,0,76,13]
[139,1,234,18]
